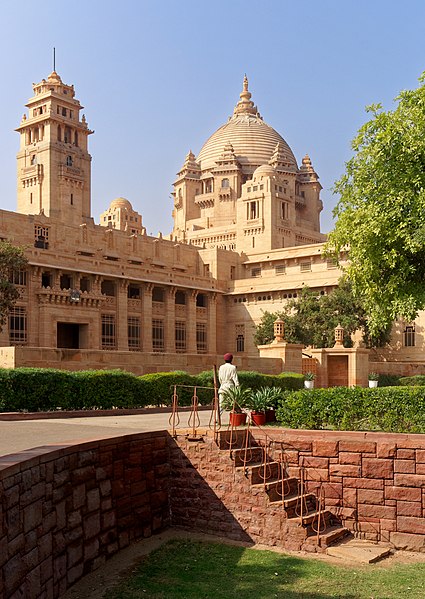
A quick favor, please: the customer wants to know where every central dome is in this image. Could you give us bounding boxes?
[197,76,297,172]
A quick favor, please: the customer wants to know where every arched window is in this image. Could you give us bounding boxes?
[175,290,186,305]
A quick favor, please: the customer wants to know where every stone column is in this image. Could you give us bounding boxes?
[187,290,197,353]
[208,292,217,355]
[117,279,128,351]
[165,287,176,353]
[142,283,153,352]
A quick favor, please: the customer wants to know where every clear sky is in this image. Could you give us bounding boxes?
[1,0,425,236]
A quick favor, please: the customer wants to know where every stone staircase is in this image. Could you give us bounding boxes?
[221,431,350,552]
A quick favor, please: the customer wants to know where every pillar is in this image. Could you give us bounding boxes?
[142,283,153,352]
[187,290,197,353]
[165,287,176,353]
[117,279,128,351]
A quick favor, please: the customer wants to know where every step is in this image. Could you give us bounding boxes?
[318,525,351,548]
[264,478,299,501]
[249,461,282,484]
[231,446,264,467]
[326,538,392,563]
[292,508,333,526]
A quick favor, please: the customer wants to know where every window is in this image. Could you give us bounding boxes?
[30,154,37,166]
[326,258,338,270]
[34,225,49,249]
[66,155,73,167]
[62,107,67,116]
[80,277,90,293]
[230,266,236,280]
[128,284,141,299]
[300,261,311,272]
[128,317,141,351]
[60,274,72,290]
[251,267,261,278]
[9,307,27,345]
[281,201,289,220]
[196,293,207,308]
[70,193,73,205]
[152,319,164,352]
[175,290,186,305]
[41,271,52,288]
[275,264,286,275]
[10,269,27,286]
[221,178,230,188]
[236,334,245,352]
[404,325,415,347]
[101,314,116,349]
[247,201,259,220]
[196,323,207,353]
[175,321,186,352]
[101,280,116,296]
[64,126,71,143]
[152,286,164,302]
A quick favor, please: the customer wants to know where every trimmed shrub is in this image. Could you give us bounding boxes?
[138,371,197,407]
[378,373,400,387]
[276,386,425,433]
[399,375,425,386]
[72,370,143,409]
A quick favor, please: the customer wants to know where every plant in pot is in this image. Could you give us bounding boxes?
[368,372,379,388]
[220,385,251,426]
[255,386,282,423]
[304,372,316,389]
[247,387,280,426]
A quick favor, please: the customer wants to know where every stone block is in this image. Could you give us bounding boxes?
[357,489,384,505]
[339,440,376,453]
[357,504,396,520]
[397,449,415,460]
[376,443,396,458]
[339,452,361,465]
[396,501,422,518]
[394,460,415,474]
[312,440,338,457]
[394,473,425,488]
[397,516,425,535]
[329,464,360,477]
[362,458,393,479]
[391,531,425,552]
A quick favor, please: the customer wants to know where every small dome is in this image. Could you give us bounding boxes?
[110,197,132,210]
[253,164,276,178]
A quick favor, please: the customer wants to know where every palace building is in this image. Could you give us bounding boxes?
[0,70,422,378]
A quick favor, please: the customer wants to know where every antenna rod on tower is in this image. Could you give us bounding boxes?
[53,47,56,72]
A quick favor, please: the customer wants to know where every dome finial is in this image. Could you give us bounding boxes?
[233,74,258,116]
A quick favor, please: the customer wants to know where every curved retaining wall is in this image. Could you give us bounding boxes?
[0,432,170,599]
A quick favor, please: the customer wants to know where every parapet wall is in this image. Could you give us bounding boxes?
[0,432,170,599]
[169,429,425,552]
[2,427,425,599]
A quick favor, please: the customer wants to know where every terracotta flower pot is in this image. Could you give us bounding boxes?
[251,411,266,426]
[229,411,247,427]
[265,408,276,423]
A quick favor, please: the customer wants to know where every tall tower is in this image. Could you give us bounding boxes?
[16,71,93,224]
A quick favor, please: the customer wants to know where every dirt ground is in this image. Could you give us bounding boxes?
[61,528,425,599]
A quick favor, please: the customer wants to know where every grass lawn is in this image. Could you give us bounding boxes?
[104,539,425,599]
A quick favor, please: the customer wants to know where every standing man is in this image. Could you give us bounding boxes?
[218,353,239,412]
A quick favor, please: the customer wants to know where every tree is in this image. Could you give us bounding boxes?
[0,241,28,330]
[326,74,425,337]
[254,281,390,348]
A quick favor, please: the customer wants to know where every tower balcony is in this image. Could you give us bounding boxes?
[194,192,215,208]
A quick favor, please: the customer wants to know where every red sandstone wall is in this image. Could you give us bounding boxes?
[169,429,425,552]
[0,432,170,599]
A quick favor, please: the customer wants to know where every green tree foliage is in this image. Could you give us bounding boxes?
[326,74,425,336]
[254,281,390,348]
[0,241,27,330]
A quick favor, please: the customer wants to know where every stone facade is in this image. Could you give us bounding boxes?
[0,69,423,373]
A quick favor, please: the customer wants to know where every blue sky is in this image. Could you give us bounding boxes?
[1,0,425,235]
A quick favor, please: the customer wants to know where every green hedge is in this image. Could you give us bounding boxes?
[399,375,425,386]
[0,367,304,412]
[276,386,425,433]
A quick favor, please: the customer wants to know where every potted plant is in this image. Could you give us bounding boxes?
[220,385,251,426]
[246,387,281,426]
[304,372,316,389]
[368,372,379,388]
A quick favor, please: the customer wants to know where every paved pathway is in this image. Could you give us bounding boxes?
[0,410,227,457]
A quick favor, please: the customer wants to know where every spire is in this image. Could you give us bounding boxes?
[233,75,259,117]
[299,154,319,181]
[269,142,297,172]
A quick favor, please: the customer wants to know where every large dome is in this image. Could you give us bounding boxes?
[197,77,297,172]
